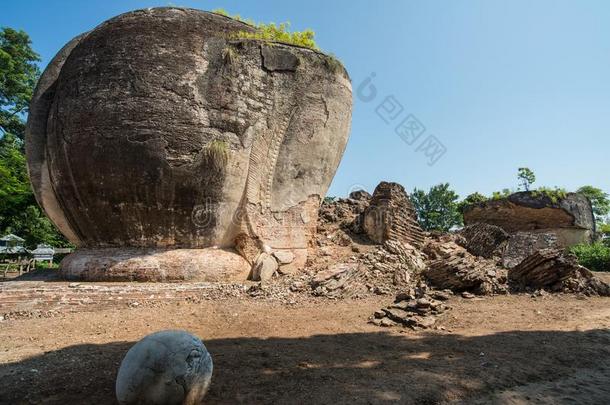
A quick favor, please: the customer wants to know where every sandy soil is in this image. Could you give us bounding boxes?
[1,276,609,404]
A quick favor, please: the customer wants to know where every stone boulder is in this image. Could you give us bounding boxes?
[463,192,595,246]
[116,330,213,405]
[362,182,425,248]
[26,8,352,281]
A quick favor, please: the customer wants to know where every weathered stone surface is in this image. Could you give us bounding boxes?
[502,231,560,268]
[59,248,250,282]
[26,8,352,281]
[508,249,610,296]
[509,249,576,288]
[251,253,278,281]
[457,223,509,259]
[463,192,594,243]
[312,263,353,285]
[423,236,506,294]
[116,330,213,405]
[348,190,371,201]
[234,233,262,265]
[362,182,425,248]
[273,250,295,265]
[261,45,299,71]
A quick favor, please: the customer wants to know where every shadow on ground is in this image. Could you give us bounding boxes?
[0,268,61,283]
[1,329,609,404]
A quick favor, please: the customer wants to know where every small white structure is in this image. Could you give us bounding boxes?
[0,234,27,255]
[31,244,55,263]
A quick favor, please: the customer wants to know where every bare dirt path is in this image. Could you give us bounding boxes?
[1,277,609,404]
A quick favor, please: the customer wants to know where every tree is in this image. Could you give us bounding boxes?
[517,167,536,191]
[0,27,69,248]
[458,192,488,212]
[411,183,462,232]
[577,185,610,223]
[1,27,40,141]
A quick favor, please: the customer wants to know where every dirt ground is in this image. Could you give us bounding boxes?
[1,274,609,404]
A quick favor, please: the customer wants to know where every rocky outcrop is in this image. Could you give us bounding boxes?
[26,8,352,281]
[463,192,594,247]
[462,192,595,270]
[362,182,425,248]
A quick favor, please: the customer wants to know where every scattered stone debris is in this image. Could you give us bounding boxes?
[307,238,428,299]
[423,235,507,295]
[318,193,370,232]
[5,180,609,331]
[510,249,610,296]
[370,288,451,329]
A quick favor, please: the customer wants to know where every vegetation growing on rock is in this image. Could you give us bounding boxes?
[531,187,568,204]
[234,22,318,50]
[212,9,318,50]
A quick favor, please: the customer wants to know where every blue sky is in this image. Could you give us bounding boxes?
[3,0,609,198]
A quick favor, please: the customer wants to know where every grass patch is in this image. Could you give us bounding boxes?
[203,140,229,171]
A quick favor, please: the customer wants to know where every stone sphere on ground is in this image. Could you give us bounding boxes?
[116,330,213,405]
[26,7,352,281]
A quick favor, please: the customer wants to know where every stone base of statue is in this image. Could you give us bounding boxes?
[59,248,251,282]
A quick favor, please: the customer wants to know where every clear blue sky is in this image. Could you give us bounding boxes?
[3,0,609,198]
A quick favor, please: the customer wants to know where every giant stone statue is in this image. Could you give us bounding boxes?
[26,8,352,281]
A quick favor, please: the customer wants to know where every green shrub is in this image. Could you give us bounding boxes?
[532,187,567,204]
[569,242,610,272]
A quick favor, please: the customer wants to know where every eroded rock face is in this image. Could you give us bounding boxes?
[464,192,595,260]
[26,8,352,281]
[463,192,594,233]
